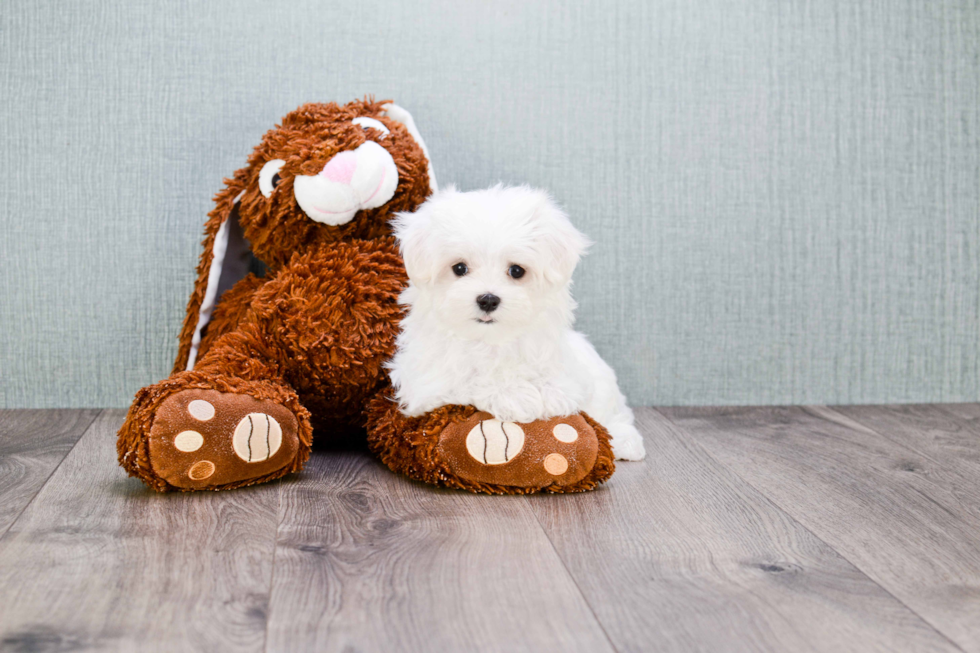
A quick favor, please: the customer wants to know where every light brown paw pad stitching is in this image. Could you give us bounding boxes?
[148,389,300,489]
[543,453,569,475]
[188,460,215,480]
[465,419,525,464]
[438,413,599,489]
[233,413,283,462]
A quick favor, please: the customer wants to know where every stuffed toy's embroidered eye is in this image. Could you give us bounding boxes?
[259,159,286,198]
[509,265,526,279]
[352,117,390,139]
[452,262,468,277]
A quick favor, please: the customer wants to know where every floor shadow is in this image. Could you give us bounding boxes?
[311,425,371,453]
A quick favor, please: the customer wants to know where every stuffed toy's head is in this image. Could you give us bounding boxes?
[177,98,437,370]
[232,99,436,266]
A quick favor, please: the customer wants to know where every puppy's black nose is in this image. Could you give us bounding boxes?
[477,293,501,313]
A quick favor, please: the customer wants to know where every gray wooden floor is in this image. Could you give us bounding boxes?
[0,406,978,653]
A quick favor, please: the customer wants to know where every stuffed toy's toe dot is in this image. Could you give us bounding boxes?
[552,423,579,443]
[174,430,204,452]
[188,400,215,421]
[543,453,569,475]
[188,460,216,480]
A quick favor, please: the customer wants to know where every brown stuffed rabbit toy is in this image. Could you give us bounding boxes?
[117,98,614,494]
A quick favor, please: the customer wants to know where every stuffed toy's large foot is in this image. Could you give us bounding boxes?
[366,396,615,494]
[146,389,302,490]
[118,376,313,491]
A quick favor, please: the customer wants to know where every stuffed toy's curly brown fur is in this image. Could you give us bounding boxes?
[117,99,614,494]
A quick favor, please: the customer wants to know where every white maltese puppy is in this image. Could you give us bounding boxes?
[387,184,646,461]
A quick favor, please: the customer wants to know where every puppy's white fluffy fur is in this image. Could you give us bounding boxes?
[388,184,645,461]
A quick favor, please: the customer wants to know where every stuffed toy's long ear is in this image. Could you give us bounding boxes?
[173,178,263,373]
[382,103,438,193]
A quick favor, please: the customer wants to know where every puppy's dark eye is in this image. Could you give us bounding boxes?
[508,265,526,279]
[271,172,281,188]
[452,262,468,277]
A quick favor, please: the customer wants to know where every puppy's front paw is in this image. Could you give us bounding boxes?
[608,423,646,461]
[483,384,545,424]
[538,383,580,419]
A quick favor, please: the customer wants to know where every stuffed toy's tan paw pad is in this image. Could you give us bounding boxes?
[148,389,300,489]
[437,413,599,489]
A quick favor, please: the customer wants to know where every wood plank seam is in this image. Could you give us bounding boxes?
[0,408,103,543]
[262,479,284,653]
[808,406,961,471]
[523,497,622,653]
[264,451,615,652]
[650,406,971,653]
[0,409,283,650]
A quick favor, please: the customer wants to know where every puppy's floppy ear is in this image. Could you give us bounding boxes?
[392,203,435,284]
[173,173,261,372]
[391,186,456,284]
[532,191,592,285]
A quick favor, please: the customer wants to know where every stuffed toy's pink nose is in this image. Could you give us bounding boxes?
[319,151,357,185]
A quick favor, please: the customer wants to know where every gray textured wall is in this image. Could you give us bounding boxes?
[1,0,978,408]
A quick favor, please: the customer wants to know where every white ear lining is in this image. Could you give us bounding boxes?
[382,103,438,193]
[186,190,244,370]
